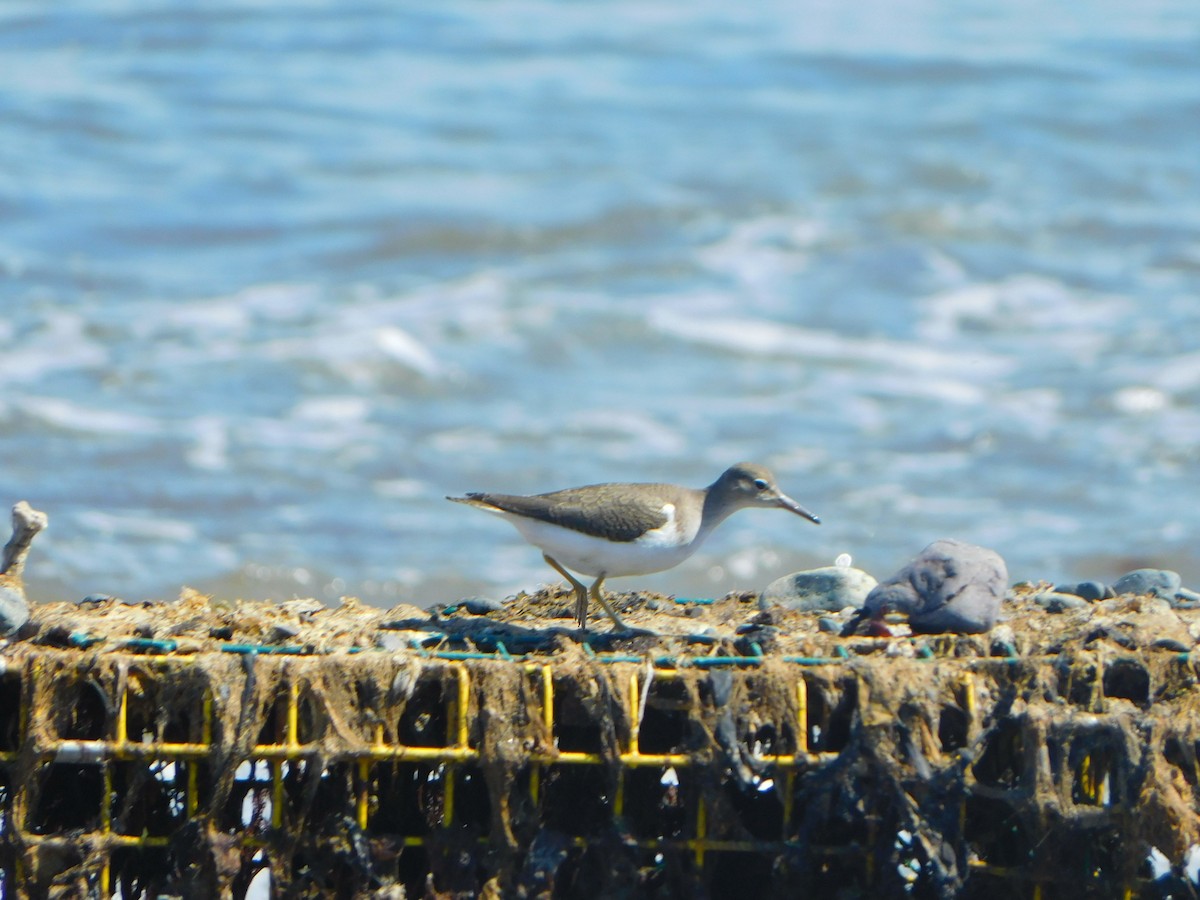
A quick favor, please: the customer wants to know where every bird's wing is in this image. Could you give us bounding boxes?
[462,489,670,543]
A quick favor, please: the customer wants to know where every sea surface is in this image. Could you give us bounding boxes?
[2,0,1199,608]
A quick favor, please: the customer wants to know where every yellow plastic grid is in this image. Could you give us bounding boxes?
[0,650,1157,897]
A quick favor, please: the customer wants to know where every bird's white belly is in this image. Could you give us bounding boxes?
[502,506,704,578]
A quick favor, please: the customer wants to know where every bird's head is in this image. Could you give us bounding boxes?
[712,462,820,523]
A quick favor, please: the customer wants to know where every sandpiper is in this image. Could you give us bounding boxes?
[448,462,820,630]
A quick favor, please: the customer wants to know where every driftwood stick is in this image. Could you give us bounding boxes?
[1,501,48,578]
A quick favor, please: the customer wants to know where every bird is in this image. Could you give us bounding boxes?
[447,462,820,631]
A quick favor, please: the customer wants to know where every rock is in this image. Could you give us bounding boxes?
[1035,591,1089,613]
[460,597,505,615]
[842,539,1007,636]
[281,597,326,617]
[989,625,1018,657]
[759,566,877,613]
[1153,638,1191,653]
[0,580,28,637]
[376,632,414,652]
[268,623,302,644]
[1112,569,1182,600]
[1085,624,1136,649]
[1054,581,1113,602]
[818,616,843,634]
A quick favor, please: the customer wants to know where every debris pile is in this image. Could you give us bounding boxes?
[1,576,1199,899]
[4,507,1200,898]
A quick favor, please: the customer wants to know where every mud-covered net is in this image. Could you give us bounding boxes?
[1,585,1198,899]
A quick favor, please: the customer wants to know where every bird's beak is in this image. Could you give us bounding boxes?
[776,492,820,524]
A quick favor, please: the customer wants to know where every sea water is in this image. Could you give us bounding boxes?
[2,0,1198,606]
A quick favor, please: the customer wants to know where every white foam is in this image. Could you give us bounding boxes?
[562,408,687,457]
[75,510,197,543]
[260,320,447,387]
[0,312,109,385]
[1153,351,1200,393]
[186,416,230,472]
[240,413,370,452]
[291,395,372,423]
[697,216,820,290]
[1112,386,1169,415]
[650,311,1012,377]
[374,479,426,499]
[15,395,160,435]
[374,326,442,379]
[917,275,1128,346]
[995,388,1064,439]
[155,298,250,335]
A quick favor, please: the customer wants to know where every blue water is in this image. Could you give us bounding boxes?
[2,0,1199,607]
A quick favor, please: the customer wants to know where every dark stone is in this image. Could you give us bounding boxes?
[818,616,843,634]
[1053,581,1113,602]
[1084,625,1136,649]
[460,597,505,615]
[842,539,1007,635]
[268,623,302,643]
[750,608,780,627]
[734,626,780,654]
[1152,638,1191,653]
[1079,581,1115,601]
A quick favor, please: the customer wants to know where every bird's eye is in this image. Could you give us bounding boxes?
[753,478,769,491]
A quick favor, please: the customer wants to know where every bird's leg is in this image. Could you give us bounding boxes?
[588,577,629,631]
[543,554,591,628]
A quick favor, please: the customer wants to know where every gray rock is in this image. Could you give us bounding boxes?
[267,623,302,644]
[1112,569,1181,599]
[843,539,1007,635]
[460,597,505,615]
[1035,591,1089,613]
[818,616,843,634]
[759,566,877,613]
[0,581,28,636]
[280,597,326,617]
[1054,581,1113,602]
[376,632,413,652]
